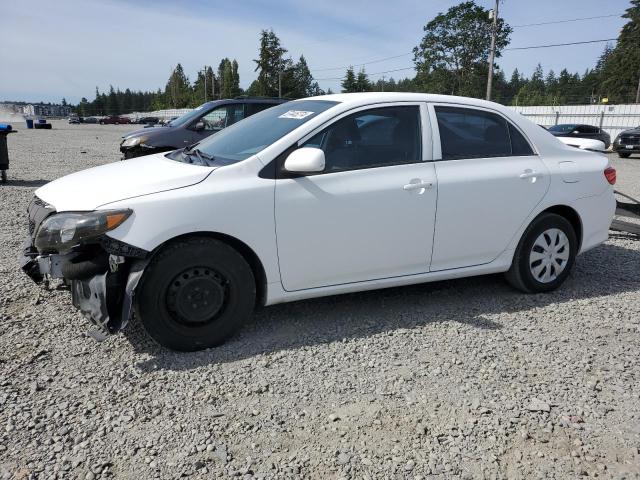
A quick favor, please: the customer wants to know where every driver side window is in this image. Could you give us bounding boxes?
[200,107,228,131]
[302,106,422,173]
[198,105,245,131]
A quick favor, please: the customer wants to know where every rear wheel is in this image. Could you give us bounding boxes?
[135,237,256,351]
[505,213,577,293]
[618,152,631,158]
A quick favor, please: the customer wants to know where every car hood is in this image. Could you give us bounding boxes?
[35,153,214,211]
[620,127,640,135]
[122,125,171,139]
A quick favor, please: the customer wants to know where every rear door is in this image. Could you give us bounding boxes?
[429,104,550,271]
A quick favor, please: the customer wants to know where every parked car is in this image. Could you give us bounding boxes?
[83,116,99,124]
[20,93,616,351]
[68,117,80,124]
[556,136,607,152]
[99,115,132,125]
[137,116,160,126]
[547,124,611,149]
[120,98,287,159]
[612,126,640,158]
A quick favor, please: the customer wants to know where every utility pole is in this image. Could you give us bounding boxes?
[278,72,282,98]
[212,73,216,100]
[486,0,499,101]
[203,66,207,103]
[636,74,640,104]
[381,75,385,92]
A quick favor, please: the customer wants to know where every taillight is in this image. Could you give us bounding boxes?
[604,167,616,185]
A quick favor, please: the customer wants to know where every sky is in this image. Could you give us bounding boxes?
[0,0,631,104]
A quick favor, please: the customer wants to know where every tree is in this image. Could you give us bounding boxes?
[253,30,291,97]
[413,1,512,98]
[165,63,191,108]
[341,67,357,92]
[231,60,241,97]
[106,85,118,114]
[600,2,640,102]
[288,55,314,97]
[355,69,372,92]
[221,60,234,98]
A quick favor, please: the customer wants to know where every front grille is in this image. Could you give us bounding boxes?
[620,135,640,146]
[27,195,56,239]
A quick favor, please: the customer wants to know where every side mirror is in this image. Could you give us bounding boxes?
[284,148,325,174]
[193,121,205,131]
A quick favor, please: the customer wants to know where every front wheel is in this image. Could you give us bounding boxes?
[505,213,577,293]
[618,152,631,158]
[135,237,256,351]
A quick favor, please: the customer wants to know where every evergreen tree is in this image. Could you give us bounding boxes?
[222,61,234,98]
[355,69,372,92]
[600,2,640,102]
[289,55,314,97]
[231,60,241,97]
[253,30,290,97]
[106,85,118,114]
[165,64,191,108]
[341,67,357,93]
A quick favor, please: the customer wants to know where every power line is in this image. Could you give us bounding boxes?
[315,66,415,81]
[512,13,624,28]
[311,52,412,73]
[309,13,622,76]
[314,38,618,82]
[504,38,617,51]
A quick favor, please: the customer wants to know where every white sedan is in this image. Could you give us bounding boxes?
[21,93,617,351]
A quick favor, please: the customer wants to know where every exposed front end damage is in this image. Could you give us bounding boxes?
[20,196,150,340]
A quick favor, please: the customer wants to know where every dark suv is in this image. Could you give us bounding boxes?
[613,126,640,158]
[120,98,287,159]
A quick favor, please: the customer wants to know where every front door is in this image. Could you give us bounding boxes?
[430,104,550,271]
[275,104,438,291]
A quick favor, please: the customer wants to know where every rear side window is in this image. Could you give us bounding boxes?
[247,103,277,115]
[435,106,534,160]
[509,124,534,156]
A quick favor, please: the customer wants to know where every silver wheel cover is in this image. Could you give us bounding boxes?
[529,228,570,283]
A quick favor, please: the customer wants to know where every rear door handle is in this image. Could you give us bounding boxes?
[403,181,433,191]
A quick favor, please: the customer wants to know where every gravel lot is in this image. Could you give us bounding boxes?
[1,120,640,479]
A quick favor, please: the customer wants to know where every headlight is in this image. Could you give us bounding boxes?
[35,209,132,254]
[121,136,144,147]
[614,135,621,144]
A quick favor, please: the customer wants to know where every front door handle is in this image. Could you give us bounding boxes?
[403,180,433,193]
[519,169,541,181]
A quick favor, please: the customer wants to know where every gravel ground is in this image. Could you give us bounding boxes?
[1,120,640,479]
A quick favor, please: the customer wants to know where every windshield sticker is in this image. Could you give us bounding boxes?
[278,110,315,120]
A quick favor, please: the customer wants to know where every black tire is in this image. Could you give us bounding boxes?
[618,152,631,158]
[505,213,577,293]
[0,170,6,184]
[135,236,256,351]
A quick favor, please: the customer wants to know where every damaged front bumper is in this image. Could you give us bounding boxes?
[20,235,149,340]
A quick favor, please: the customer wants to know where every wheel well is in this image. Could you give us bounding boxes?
[541,205,583,250]
[152,232,268,307]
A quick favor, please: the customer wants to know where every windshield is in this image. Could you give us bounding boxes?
[166,103,211,127]
[174,100,339,165]
[548,124,578,133]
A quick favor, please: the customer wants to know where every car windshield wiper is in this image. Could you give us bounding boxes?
[183,146,215,165]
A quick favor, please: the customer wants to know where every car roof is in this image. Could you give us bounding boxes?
[302,92,519,110]
[200,98,286,109]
